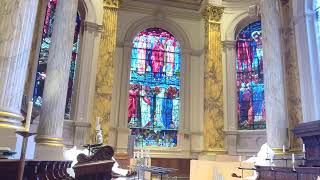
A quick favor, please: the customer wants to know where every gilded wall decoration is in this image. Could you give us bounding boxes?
[280,0,303,150]
[202,5,225,152]
[91,1,119,144]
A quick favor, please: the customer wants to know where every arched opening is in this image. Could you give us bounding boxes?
[32,0,82,120]
[236,21,265,130]
[127,27,181,147]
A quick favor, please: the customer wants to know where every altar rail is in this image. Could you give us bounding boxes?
[0,160,72,180]
[256,165,320,180]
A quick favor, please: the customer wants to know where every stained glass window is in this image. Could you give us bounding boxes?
[128,28,181,147]
[315,0,320,43]
[236,21,265,130]
[32,0,81,119]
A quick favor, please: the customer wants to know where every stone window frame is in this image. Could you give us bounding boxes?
[111,15,194,155]
[223,12,266,155]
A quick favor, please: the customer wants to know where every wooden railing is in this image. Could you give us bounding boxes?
[0,160,72,180]
[256,166,320,180]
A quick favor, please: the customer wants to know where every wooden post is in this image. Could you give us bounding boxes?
[16,131,37,180]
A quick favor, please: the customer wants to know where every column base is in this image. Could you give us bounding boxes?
[34,144,65,160]
[0,111,24,130]
[225,130,238,155]
[272,148,286,155]
[74,121,91,147]
[198,149,227,160]
[35,135,64,147]
[0,128,19,155]
[114,127,130,152]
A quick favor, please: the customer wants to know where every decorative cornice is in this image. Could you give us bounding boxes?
[119,2,202,21]
[103,0,120,9]
[122,0,203,11]
[222,40,236,49]
[74,121,91,128]
[202,4,224,23]
[84,21,103,32]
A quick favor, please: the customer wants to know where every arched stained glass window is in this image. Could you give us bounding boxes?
[236,21,265,130]
[128,28,181,147]
[315,0,320,45]
[32,0,81,119]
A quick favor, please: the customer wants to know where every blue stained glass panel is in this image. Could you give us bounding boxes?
[128,28,181,147]
[316,0,320,44]
[236,21,266,130]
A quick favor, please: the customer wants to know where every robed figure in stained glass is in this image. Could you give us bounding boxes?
[128,28,181,147]
[236,21,265,130]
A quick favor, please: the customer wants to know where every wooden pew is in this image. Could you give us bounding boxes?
[256,165,320,180]
[0,160,72,180]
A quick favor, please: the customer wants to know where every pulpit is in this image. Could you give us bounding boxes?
[73,145,115,180]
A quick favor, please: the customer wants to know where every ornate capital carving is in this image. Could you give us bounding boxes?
[202,5,224,23]
[248,4,261,18]
[103,0,120,9]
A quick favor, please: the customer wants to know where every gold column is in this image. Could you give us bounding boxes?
[280,0,303,152]
[91,0,119,143]
[202,5,225,154]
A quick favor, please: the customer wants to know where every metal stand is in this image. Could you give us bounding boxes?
[16,131,37,180]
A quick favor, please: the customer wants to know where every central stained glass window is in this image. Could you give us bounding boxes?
[128,28,181,147]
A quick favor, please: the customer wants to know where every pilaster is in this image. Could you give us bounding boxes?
[202,5,226,155]
[91,0,120,145]
[279,0,303,151]
[35,0,79,160]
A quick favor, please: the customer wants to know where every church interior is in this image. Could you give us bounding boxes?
[1,0,320,179]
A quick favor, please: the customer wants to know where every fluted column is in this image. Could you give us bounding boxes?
[261,0,288,152]
[202,5,225,155]
[35,0,78,149]
[0,0,39,129]
[91,0,119,145]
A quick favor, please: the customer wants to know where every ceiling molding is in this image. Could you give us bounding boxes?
[126,0,204,11]
[120,0,203,20]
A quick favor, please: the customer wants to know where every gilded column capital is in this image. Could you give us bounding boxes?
[103,0,120,9]
[202,4,224,23]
